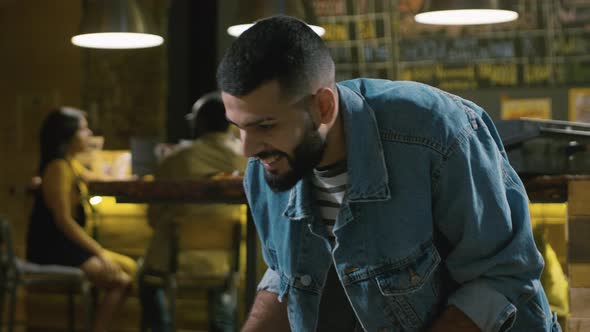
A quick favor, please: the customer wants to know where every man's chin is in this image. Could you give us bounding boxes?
[264,170,302,192]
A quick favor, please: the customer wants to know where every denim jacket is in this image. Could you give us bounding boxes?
[245,79,559,332]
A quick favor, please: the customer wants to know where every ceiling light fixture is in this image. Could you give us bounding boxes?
[72,0,164,49]
[227,0,325,37]
[415,0,518,25]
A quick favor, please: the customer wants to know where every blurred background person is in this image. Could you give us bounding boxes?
[138,93,247,332]
[26,107,137,332]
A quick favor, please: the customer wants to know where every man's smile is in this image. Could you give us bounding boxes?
[260,154,284,170]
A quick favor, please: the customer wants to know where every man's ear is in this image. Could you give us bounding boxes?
[316,87,337,125]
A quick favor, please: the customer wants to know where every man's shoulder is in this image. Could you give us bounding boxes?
[339,79,460,115]
[339,78,439,102]
[339,78,426,93]
[339,79,478,145]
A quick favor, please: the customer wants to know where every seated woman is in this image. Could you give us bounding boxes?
[26,107,137,332]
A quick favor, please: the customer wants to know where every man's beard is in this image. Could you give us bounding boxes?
[262,120,325,192]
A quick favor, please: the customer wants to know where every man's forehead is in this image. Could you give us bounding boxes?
[222,95,280,129]
[222,82,291,117]
[223,81,283,102]
[222,93,279,116]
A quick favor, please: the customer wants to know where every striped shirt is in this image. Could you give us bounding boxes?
[312,160,348,240]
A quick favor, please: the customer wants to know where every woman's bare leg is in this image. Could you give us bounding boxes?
[81,256,134,332]
[92,277,131,332]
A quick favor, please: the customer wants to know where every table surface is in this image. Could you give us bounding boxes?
[88,177,247,204]
[522,175,590,202]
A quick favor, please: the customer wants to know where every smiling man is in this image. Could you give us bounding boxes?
[222,80,338,193]
[217,16,560,332]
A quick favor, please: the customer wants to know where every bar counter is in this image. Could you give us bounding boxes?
[522,175,590,202]
[88,177,246,203]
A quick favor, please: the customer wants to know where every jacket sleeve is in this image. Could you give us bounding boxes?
[432,107,544,332]
[257,267,282,295]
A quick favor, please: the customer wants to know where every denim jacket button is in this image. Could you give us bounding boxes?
[300,274,312,286]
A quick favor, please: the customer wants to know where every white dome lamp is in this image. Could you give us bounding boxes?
[415,0,519,25]
[71,0,164,49]
[227,0,325,38]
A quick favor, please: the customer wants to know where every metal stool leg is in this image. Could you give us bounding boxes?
[67,287,76,332]
[168,276,177,332]
[7,280,17,332]
[0,280,6,331]
[82,281,93,332]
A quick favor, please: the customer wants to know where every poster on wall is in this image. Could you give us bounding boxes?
[501,97,552,120]
[312,0,347,16]
[569,88,590,123]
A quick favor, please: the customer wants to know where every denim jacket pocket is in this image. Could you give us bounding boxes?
[375,242,444,331]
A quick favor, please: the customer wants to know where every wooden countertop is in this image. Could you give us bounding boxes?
[86,174,590,204]
[87,177,246,204]
[21,173,590,204]
[522,175,590,202]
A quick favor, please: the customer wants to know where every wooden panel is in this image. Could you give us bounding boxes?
[569,263,590,288]
[570,288,590,318]
[568,180,590,216]
[568,317,590,332]
[568,216,590,264]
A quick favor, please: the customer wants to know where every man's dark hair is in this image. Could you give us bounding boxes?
[217,15,334,97]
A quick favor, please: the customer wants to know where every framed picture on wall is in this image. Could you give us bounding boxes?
[501,97,552,120]
[569,88,590,123]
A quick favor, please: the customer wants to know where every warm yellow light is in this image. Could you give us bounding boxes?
[89,196,103,205]
[71,33,164,49]
[227,23,325,37]
[415,9,518,25]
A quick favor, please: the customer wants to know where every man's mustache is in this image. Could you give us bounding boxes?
[255,150,288,160]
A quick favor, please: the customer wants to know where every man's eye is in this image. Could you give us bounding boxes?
[258,123,275,129]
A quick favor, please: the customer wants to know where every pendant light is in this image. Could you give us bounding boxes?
[227,0,325,37]
[415,0,518,25]
[71,0,164,49]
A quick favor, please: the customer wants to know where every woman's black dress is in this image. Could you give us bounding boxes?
[26,164,93,267]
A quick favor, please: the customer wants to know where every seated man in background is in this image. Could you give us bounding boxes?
[138,92,247,332]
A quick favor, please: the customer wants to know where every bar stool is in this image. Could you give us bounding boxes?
[139,222,242,332]
[0,216,92,332]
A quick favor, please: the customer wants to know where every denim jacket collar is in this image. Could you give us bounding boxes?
[338,84,391,202]
[283,84,391,220]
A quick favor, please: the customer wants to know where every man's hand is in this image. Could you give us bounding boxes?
[429,305,481,332]
[242,290,290,332]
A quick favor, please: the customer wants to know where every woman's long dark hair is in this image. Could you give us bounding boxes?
[38,107,86,174]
